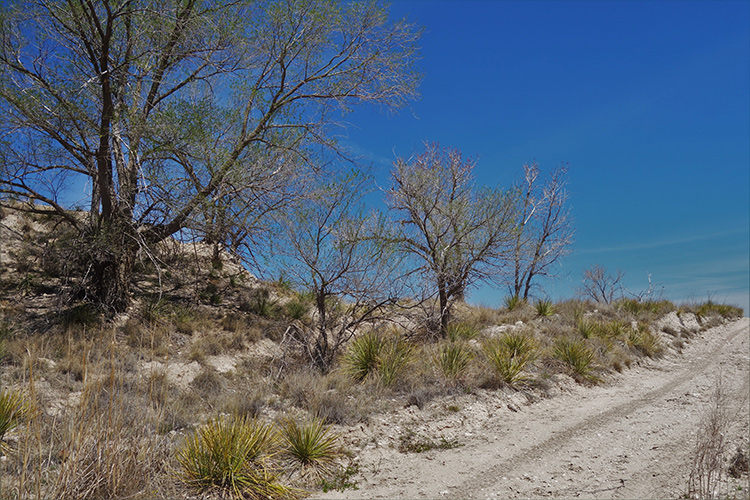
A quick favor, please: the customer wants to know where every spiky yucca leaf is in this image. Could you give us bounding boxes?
[176,416,293,499]
[434,342,474,381]
[553,338,600,384]
[534,298,555,317]
[482,332,537,385]
[344,331,385,382]
[0,388,31,451]
[280,418,340,483]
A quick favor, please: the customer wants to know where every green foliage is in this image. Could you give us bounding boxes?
[285,299,310,321]
[343,331,412,387]
[504,294,525,311]
[576,319,598,339]
[694,300,743,320]
[535,298,555,317]
[344,331,385,383]
[433,342,474,381]
[241,289,279,318]
[0,388,31,451]
[280,418,340,482]
[617,298,675,317]
[627,324,663,357]
[176,416,292,499]
[377,336,414,387]
[141,296,170,324]
[482,331,538,385]
[320,461,360,493]
[199,283,222,305]
[553,338,600,383]
[445,322,479,342]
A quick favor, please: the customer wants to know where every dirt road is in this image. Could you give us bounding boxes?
[317,318,749,499]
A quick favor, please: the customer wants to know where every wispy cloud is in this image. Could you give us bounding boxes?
[577,228,749,255]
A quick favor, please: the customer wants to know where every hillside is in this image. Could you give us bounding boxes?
[0,208,747,499]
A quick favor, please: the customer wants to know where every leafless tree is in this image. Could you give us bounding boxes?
[0,0,421,312]
[269,169,403,371]
[507,162,574,300]
[386,142,517,336]
[578,264,625,304]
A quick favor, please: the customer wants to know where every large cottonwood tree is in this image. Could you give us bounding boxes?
[0,0,420,311]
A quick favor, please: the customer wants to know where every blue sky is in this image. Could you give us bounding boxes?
[341,0,750,313]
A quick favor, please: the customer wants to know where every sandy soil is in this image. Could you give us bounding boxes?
[316,318,750,499]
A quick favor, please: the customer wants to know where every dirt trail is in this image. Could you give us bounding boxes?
[316,318,750,499]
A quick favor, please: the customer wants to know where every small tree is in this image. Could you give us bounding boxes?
[579,264,625,304]
[508,162,574,300]
[386,142,517,336]
[270,169,401,371]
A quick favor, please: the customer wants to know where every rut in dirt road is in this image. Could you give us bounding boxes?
[458,318,749,499]
[316,318,749,500]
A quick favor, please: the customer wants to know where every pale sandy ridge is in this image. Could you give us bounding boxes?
[315,318,750,499]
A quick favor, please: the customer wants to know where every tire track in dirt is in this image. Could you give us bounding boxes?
[315,319,749,499]
[458,318,749,499]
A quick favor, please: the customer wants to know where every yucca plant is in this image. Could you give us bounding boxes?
[482,332,537,385]
[503,294,524,312]
[377,336,413,387]
[445,322,479,342]
[280,418,340,484]
[577,319,598,339]
[176,416,293,499]
[534,298,555,317]
[344,331,385,382]
[553,338,600,383]
[627,324,663,357]
[434,342,474,381]
[0,388,31,452]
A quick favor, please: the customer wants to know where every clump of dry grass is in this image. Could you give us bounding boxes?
[688,375,748,499]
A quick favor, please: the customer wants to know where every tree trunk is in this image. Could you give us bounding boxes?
[80,214,137,313]
[438,284,450,337]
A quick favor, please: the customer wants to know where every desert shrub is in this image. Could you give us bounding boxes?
[433,342,474,382]
[176,416,293,499]
[60,303,102,329]
[141,296,170,324]
[535,298,555,317]
[576,319,598,339]
[0,388,32,450]
[285,299,310,321]
[279,417,341,484]
[695,301,743,320]
[344,331,386,383]
[240,288,279,318]
[482,331,537,385]
[191,368,224,397]
[601,319,628,339]
[377,336,414,388]
[51,378,171,500]
[503,294,525,312]
[445,322,479,342]
[627,324,663,357]
[552,337,600,383]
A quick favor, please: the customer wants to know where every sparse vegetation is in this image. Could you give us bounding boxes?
[552,337,600,384]
[482,331,538,385]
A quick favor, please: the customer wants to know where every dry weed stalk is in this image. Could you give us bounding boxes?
[687,375,748,499]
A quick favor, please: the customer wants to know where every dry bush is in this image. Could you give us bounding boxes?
[688,376,748,499]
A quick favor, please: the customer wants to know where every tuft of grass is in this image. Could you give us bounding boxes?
[279,417,341,484]
[344,331,385,383]
[445,322,479,342]
[433,342,474,382]
[0,388,32,451]
[627,324,663,357]
[552,337,600,384]
[503,294,525,312]
[377,336,413,388]
[695,300,744,320]
[535,298,555,317]
[577,319,598,339]
[482,332,537,385]
[285,299,310,321]
[176,416,293,499]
